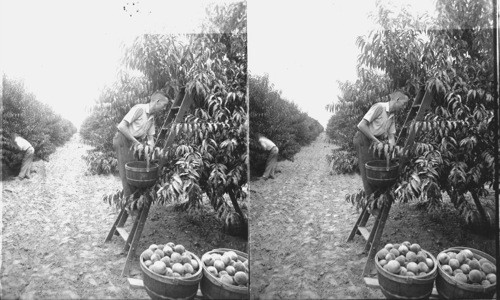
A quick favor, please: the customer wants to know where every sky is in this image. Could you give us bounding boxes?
[249,0,376,128]
[249,0,437,128]
[1,0,437,129]
[0,0,221,129]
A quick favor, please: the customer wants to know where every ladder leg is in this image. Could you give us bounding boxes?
[364,208,383,253]
[122,197,152,277]
[124,209,141,252]
[362,199,392,277]
[347,204,370,242]
[105,208,127,242]
[117,210,129,227]
[359,207,370,227]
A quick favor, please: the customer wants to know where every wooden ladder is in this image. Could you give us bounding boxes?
[104,88,194,277]
[347,86,433,281]
[347,195,394,277]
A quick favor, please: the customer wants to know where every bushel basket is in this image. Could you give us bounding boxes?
[435,247,496,299]
[375,249,438,299]
[140,251,202,300]
[200,248,249,299]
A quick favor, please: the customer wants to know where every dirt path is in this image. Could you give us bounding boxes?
[249,133,383,299]
[2,133,493,299]
[249,132,495,299]
[1,135,149,299]
[1,134,246,299]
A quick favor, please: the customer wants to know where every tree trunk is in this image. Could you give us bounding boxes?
[228,187,245,222]
[446,187,493,234]
[470,189,491,230]
[227,187,248,238]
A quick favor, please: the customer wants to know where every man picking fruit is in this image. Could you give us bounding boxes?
[114,92,171,199]
[354,91,409,197]
[257,134,279,180]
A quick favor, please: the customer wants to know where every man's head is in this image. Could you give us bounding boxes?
[389,91,409,113]
[149,92,170,114]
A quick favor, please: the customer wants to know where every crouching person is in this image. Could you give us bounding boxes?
[13,133,35,180]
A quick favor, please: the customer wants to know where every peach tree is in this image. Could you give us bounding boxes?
[331,0,495,232]
[99,3,248,236]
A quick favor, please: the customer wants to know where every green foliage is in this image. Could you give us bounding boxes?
[82,150,118,176]
[1,75,77,174]
[326,149,358,175]
[330,0,495,232]
[94,2,248,236]
[249,74,324,176]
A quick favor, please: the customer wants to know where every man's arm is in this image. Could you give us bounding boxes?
[388,133,395,147]
[388,121,396,147]
[147,135,155,148]
[357,119,381,144]
[146,118,155,149]
[117,120,141,146]
[119,106,145,147]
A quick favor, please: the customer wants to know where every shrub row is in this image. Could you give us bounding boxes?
[249,74,323,176]
[1,75,77,176]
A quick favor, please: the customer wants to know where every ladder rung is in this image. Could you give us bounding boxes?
[128,278,145,290]
[116,227,129,241]
[358,226,371,241]
[171,106,180,111]
[364,277,380,289]
[412,104,421,108]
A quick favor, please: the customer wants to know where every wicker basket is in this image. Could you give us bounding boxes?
[435,247,496,299]
[125,161,158,188]
[140,250,202,300]
[375,249,438,299]
[200,248,249,300]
